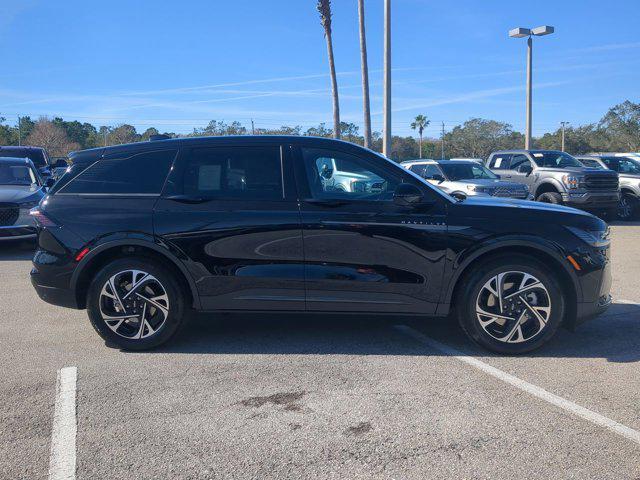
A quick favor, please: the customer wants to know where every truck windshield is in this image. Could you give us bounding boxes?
[532,152,583,168]
[0,164,37,185]
[439,163,498,181]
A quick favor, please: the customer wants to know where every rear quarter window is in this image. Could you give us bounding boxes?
[60,149,177,195]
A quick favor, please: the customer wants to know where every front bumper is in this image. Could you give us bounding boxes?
[0,224,36,240]
[562,191,620,210]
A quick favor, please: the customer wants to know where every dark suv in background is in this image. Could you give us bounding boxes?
[485,150,620,217]
[30,136,612,354]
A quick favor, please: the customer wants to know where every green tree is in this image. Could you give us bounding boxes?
[339,122,360,143]
[410,114,430,158]
[305,123,333,137]
[443,118,525,159]
[598,100,640,151]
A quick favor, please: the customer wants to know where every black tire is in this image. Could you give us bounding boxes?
[86,257,186,350]
[456,254,565,354]
[618,193,638,221]
[537,191,563,205]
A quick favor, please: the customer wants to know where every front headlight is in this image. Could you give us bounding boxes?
[566,226,610,247]
[562,175,581,190]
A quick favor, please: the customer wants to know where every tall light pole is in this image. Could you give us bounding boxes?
[560,121,569,152]
[382,0,391,158]
[509,25,554,150]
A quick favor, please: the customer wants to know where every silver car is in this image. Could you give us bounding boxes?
[402,159,531,200]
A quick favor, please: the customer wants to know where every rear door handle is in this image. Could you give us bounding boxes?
[165,194,210,204]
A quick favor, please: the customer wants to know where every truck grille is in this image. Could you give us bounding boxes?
[0,203,19,226]
[584,174,618,190]
[492,187,528,199]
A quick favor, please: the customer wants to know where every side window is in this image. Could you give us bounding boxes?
[489,154,511,169]
[181,146,283,200]
[510,154,532,171]
[61,149,176,194]
[301,147,400,201]
[409,165,426,177]
[581,159,603,169]
[423,165,442,179]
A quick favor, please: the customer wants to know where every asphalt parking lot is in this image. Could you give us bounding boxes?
[1,223,639,480]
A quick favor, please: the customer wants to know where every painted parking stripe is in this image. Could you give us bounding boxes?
[49,367,77,480]
[395,325,640,446]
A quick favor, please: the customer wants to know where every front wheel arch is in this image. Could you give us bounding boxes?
[447,245,578,328]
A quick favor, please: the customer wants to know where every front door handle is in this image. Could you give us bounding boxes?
[165,194,210,204]
[304,198,349,207]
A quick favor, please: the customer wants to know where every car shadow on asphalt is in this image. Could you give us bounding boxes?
[141,302,640,364]
[0,240,35,261]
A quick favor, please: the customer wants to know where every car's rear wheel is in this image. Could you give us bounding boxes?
[87,257,185,350]
[457,255,565,354]
[537,191,563,205]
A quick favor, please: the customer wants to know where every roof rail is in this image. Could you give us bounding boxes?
[149,134,171,141]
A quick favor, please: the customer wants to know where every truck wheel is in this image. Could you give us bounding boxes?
[86,257,186,350]
[537,192,563,205]
[618,194,638,221]
[456,254,565,354]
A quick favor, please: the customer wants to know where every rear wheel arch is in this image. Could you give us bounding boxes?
[446,244,579,327]
[72,241,199,310]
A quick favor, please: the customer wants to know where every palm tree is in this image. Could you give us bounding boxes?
[317,0,340,139]
[357,0,371,148]
[411,114,430,158]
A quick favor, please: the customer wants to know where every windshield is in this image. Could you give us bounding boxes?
[0,148,47,167]
[531,151,583,168]
[603,157,640,174]
[439,163,498,181]
[0,164,38,186]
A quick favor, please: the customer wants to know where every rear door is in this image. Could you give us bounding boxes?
[154,142,305,310]
[293,144,448,314]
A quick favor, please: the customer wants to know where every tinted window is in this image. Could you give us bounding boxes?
[0,147,47,167]
[602,157,640,174]
[409,165,426,176]
[510,154,532,171]
[489,154,511,169]
[302,148,399,201]
[580,159,604,169]
[182,146,282,200]
[61,149,176,194]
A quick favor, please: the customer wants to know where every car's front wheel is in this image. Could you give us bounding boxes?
[617,193,638,221]
[457,255,565,354]
[86,257,185,350]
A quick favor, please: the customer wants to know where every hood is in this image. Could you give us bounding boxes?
[458,195,592,216]
[0,184,45,203]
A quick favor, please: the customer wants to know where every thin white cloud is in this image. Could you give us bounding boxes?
[567,42,640,54]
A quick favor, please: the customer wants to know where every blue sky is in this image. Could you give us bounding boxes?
[0,0,638,138]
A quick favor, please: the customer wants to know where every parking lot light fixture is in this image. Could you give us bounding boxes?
[509,25,555,149]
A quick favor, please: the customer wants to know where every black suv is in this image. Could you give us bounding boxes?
[485,150,620,217]
[31,136,612,354]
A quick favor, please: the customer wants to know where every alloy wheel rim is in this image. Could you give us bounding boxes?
[618,197,631,219]
[99,269,169,340]
[475,271,551,344]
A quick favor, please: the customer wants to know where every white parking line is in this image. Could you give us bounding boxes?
[49,367,77,480]
[395,325,640,446]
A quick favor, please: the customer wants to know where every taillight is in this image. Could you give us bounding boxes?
[29,208,57,227]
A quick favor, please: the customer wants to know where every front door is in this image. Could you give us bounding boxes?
[293,145,448,314]
[154,142,305,310]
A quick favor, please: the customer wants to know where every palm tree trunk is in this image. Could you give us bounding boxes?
[358,0,371,148]
[419,133,422,159]
[324,31,341,139]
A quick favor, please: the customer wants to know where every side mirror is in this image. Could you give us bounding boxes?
[45,178,55,188]
[495,174,501,179]
[393,183,424,207]
[450,191,467,201]
[431,174,445,184]
[54,159,68,169]
[518,165,533,176]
